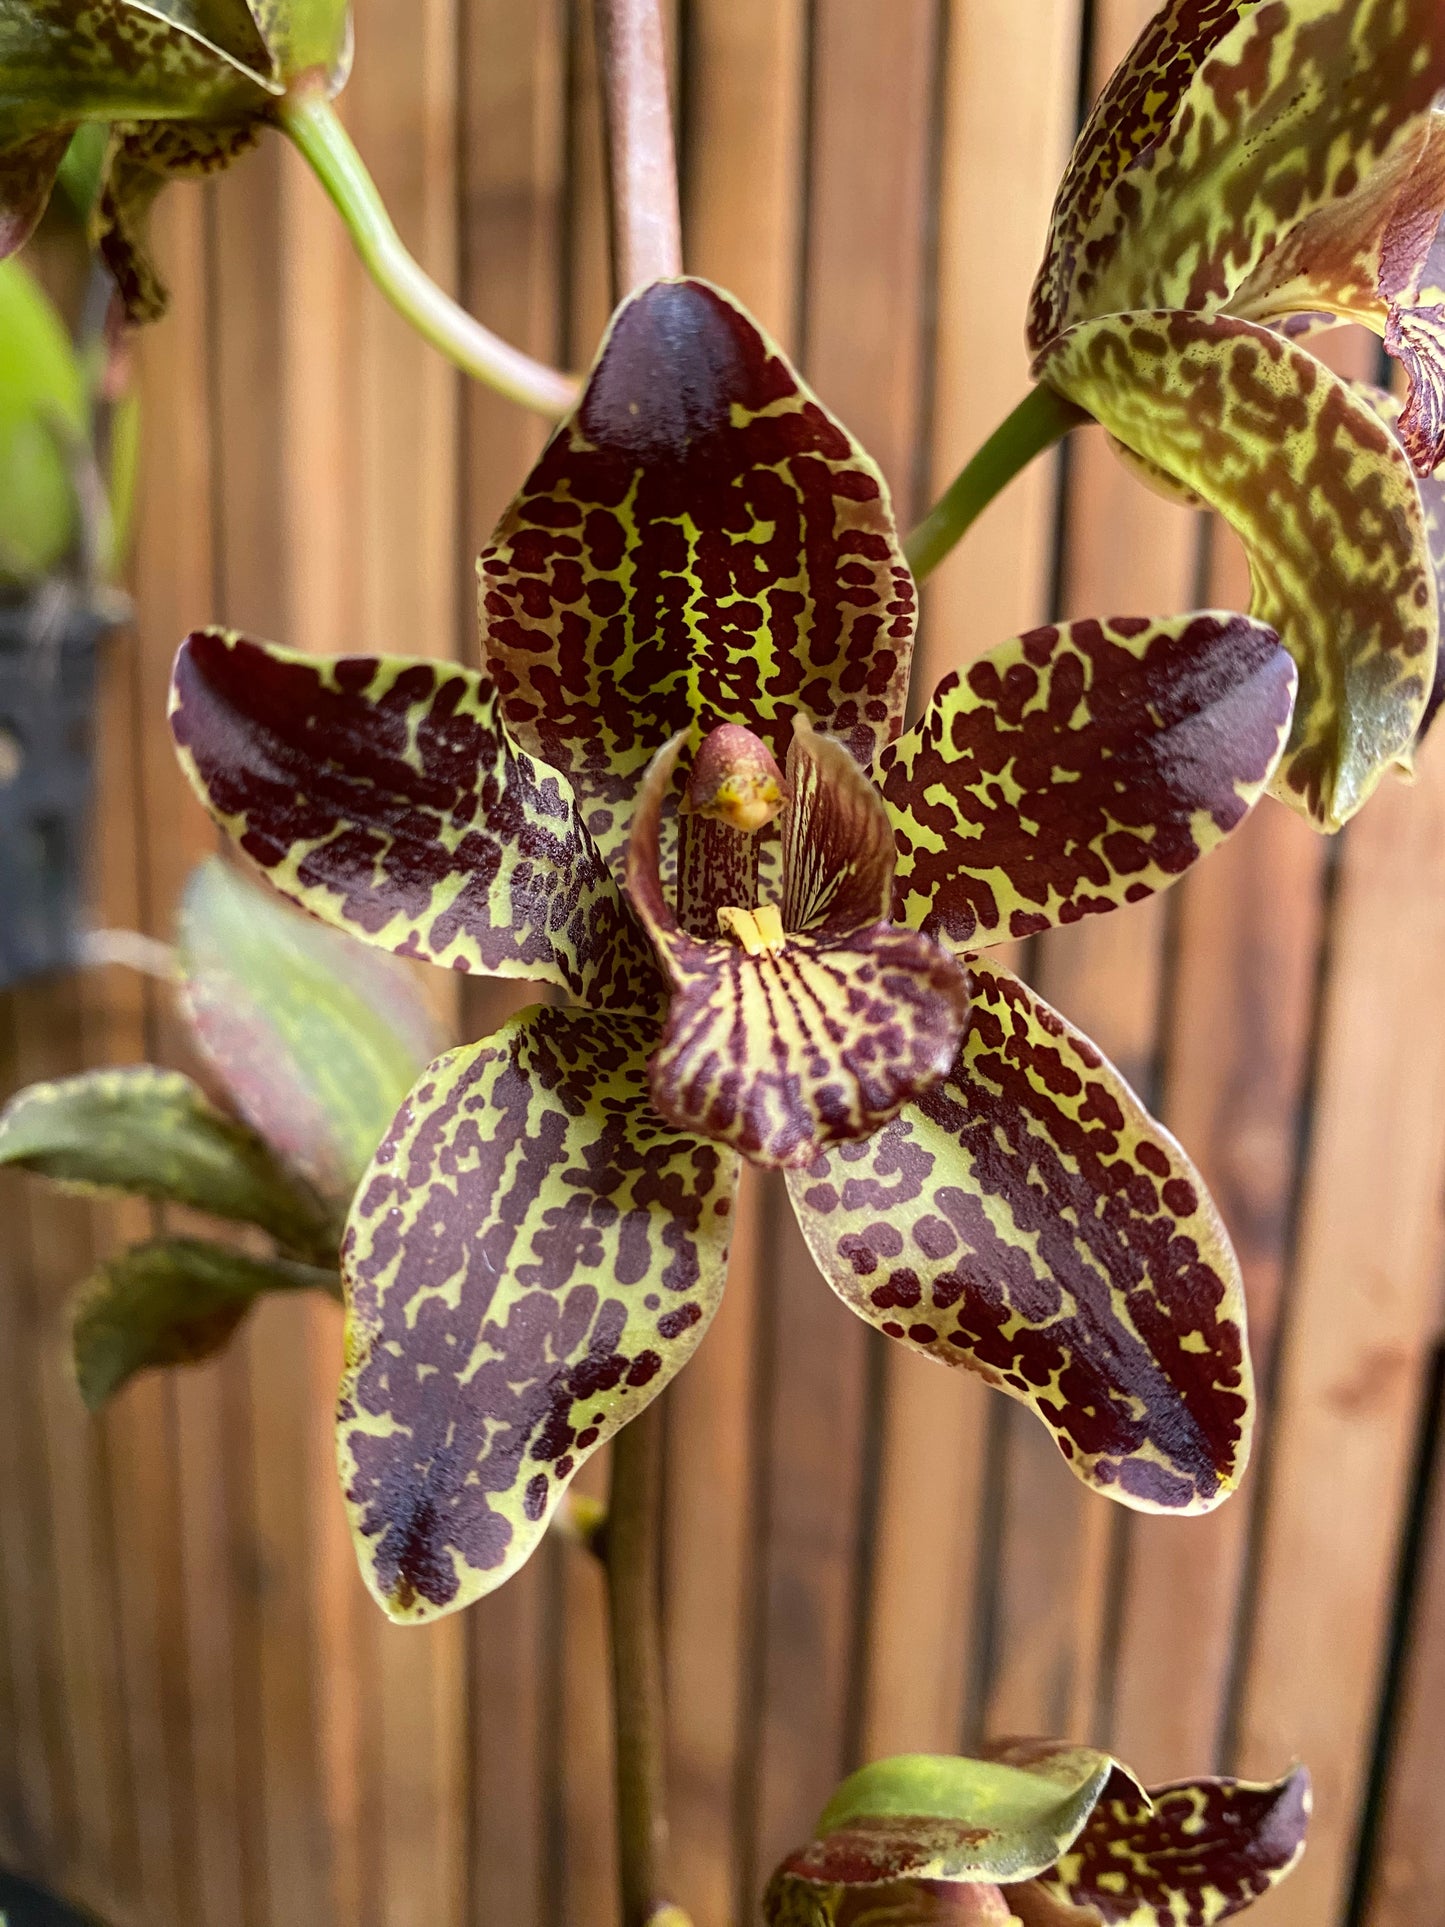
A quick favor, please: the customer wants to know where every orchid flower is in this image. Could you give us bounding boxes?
[0,0,351,317]
[763,1743,1309,1926]
[168,279,1298,1621]
[1026,0,1445,831]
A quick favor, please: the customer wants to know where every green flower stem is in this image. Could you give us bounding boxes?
[904,382,1087,581]
[276,86,579,419]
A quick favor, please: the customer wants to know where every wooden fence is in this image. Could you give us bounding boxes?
[2,2,1444,1923]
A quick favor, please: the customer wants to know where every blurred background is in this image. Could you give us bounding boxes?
[1,1,1443,1924]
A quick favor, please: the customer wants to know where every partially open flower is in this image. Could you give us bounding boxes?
[0,0,351,316]
[1027,0,1445,830]
[765,1743,1310,1926]
[170,279,1298,1619]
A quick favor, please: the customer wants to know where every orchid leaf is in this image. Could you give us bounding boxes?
[1029,0,1445,351]
[338,1006,737,1621]
[0,256,86,589]
[1024,1767,1310,1925]
[478,277,917,871]
[625,724,969,1167]
[169,630,660,1015]
[787,959,1252,1514]
[0,1066,335,1255]
[72,1235,337,1411]
[1036,312,1437,829]
[765,1746,1119,1924]
[177,856,447,1205]
[877,613,1295,951]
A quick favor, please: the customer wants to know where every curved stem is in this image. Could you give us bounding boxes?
[904,383,1087,582]
[276,86,579,419]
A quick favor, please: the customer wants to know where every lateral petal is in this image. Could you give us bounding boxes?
[878,613,1294,950]
[787,960,1253,1514]
[338,1006,738,1620]
[478,277,917,869]
[1036,310,1437,828]
[1014,1767,1310,1925]
[169,628,659,1012]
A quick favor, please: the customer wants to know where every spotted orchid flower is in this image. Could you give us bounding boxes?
[1027,0,1445,831]
[168,279,1297,1622]
[764,1743,1309,1926]
[0,0,351,318]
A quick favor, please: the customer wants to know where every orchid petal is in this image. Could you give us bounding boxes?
[787,959,1253,1514]
[1029,0,1445,350]
[99,116,261,321]
[1017,1767,1310,1925]
[338,1006,737,1620]
[1036,311,1437,828]
[625,728,969,1169]
[877,613,1294,951]
[478,278,916,871]
[169,629,660,1013]
[177,857,447,1204]
[1356,380,1445,747]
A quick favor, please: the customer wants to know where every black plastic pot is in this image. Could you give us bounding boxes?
[0,594,118,991]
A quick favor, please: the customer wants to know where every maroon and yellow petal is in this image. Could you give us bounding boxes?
[1018,1767,1310,1924]
[169,628,659,1013]
[626,727,969,1169]
[766,1878,1018,1925]
[478,277,916,869]
[1029,0,1445,349]
[787,959,1253,1514]
[876,613,1294,952]
[1036,311,1437,829]
[338,1005,738,1621]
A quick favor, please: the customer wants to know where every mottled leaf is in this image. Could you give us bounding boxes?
[0,1066,334,1254]
[1022,1767,1310,1925]
[178,856,447,1204]
[625,724,969,1168]
[1029,0,1445,352]
[478,277,917,870]
[1036,311,1436,828]
[338,1005,737,1621]
[169,629,660,1014]
[787,959,1252,1514]
[877,613,1294,951]
[73,1235,337,1410]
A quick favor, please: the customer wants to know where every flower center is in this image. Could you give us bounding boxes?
[676,723,789,938]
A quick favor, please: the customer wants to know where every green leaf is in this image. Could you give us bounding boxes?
[0,1066,335,1254]
[73,1235,338,1409]
[0,255,84,588]
[177,856,448,1203]
[339,1005,738,1621]
[770,1745,1118,1901]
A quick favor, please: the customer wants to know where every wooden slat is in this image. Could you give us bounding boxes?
[1231,738,1445,1924]
[1364,1345,1445,1926]
[862,0,1086,1767]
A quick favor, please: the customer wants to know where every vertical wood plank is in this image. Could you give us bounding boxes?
[1231,739,1445,1924]
[862,0,1085,1768]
